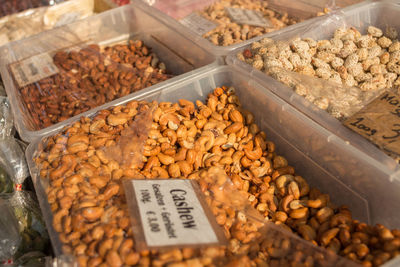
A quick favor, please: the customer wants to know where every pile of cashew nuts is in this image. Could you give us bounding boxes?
[35,86,400,266]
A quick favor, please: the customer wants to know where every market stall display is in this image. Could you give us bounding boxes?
[0,0,399,266]
[0,3,216,142]
[0,0,95,46]
[139,0,363,55]
[27,66,400,266]
[227,1,400,180]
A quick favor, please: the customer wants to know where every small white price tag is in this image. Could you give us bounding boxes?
[180,13,218,36]
[225,7,272,27]
[9,53,59,87]
[124,179,226,250]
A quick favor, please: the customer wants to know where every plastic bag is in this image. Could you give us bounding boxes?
[1,192,50,261]
[0,199,21,263]
[0,96,29,185]
[0,0,94,46]
[0,96,28,193]
[0,95,49,263]
[13,251,48,267]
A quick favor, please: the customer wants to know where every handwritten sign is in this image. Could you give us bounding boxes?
[344,91,400,158]
[225,7,272,27]
[123,179,226,251]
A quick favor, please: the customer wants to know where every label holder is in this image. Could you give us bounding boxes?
[123,179,228,252]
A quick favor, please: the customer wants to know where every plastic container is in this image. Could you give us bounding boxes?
[0,0,66,19]
[0,0,96,47]
[26,65,400,266]
[0,3,217,142]
[135,0,364,56]
[227,0,400,184]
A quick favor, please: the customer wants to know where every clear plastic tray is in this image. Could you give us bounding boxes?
[0,3,217,142]
[26,66,400,266]
[227,0,400,183]
[135,0,364,56]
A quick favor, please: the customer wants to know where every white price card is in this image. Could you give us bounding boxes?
[225,7,272,27]
[9,53,59,87]
[124,179,227,251]
[180,13,218,36]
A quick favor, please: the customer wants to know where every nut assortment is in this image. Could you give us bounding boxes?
[19,40,172,130]
[0,0,94,46]
[35,86,400,266]
[198,0,299,46]
[0,0,49,18]
[238,26,400,119]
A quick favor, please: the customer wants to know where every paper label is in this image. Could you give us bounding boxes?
[9,53,59,87]
[180,13,218,36]
[225,7,272,27]
[344,91,400,157]
[124,179,226,250]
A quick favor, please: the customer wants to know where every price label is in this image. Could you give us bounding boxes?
[9,53,59,87]
[225,7,272,27]
[124,179,226,251]
[180,13,218,36]
[344,91,400,158]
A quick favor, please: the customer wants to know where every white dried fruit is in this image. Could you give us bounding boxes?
[362,57,380,71]
[344,74,357,87]
[377,36,392,48]
[355,72,372,83]
[313,97,329,110]
[344,54,359,68]
[380,52,390,65]
[316,51,335,63]
[331,57,344,70]
[333,27,347,40]
[304,38,317,48]
[294,84,308,96]
[357,47,369,61]
[338,40,357,58]
[389,41,400,53]
[329,72,342,84]
[390,51,400,63]
[252,59,264,70]
[368,46,382,59]
[348,63,363,77]
[239,25,400,120]
[316,67,332,80]
[368,26,383,38]
[312,58,330,69]
[356,35,374,48]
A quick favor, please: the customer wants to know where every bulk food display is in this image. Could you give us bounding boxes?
[0,3,216,142]
[228,1,400,172]
[0,0,95,46]
[141,0,363,55]
[26,66,400,267]
[1,0,400,267]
